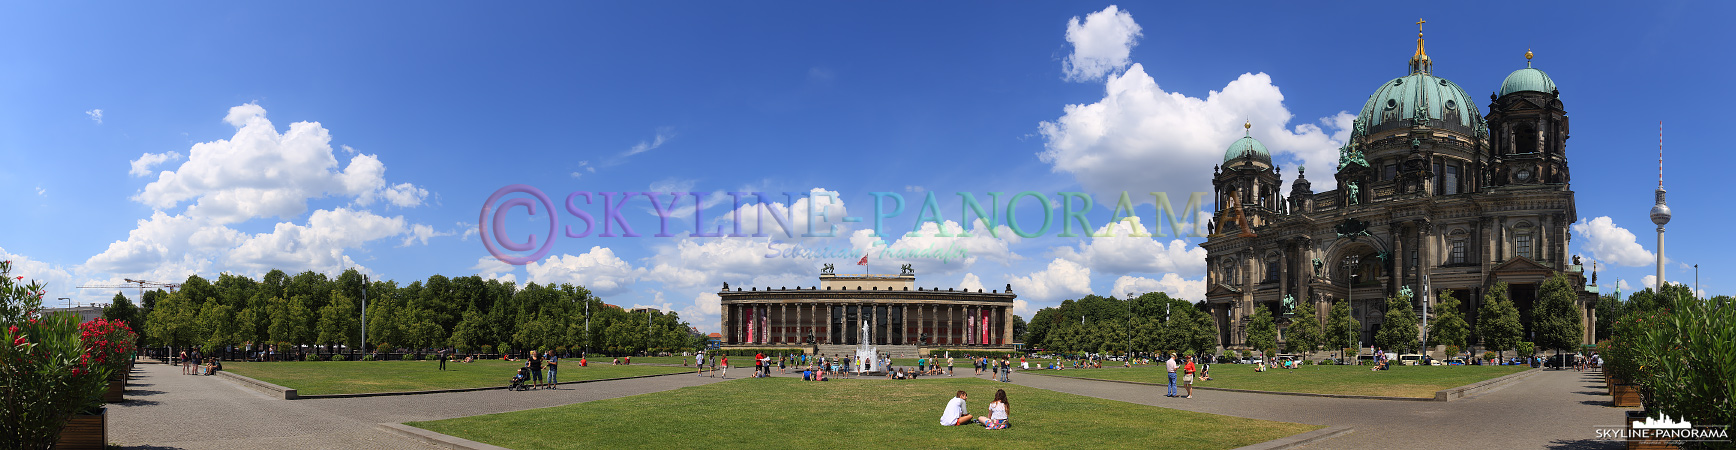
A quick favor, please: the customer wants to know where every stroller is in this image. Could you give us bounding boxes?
[507,365,531,391]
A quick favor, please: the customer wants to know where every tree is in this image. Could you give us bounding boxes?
[1478,282,1522,359]
[194,301,237,354]
[316,291,360,352]
[1284,305,1322,357]
[1324,298,1359,360]
[145,292,198,352]
[102,293,142,331]
[1593,293,1622,341]
[1245,306,1277,360]
[1533,272,1585,357]
[1428,289,1469,350]
[1012,315,1027,343]
[1376,293,1420,354]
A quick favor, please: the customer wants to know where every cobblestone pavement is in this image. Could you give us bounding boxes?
[1012,368,1632,449]
[111,361,727,449]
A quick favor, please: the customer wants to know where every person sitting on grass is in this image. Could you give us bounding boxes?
[939,390,973,426]
[981,389,1010,430]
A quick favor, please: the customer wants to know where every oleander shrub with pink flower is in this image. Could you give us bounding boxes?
[0,261,114,449]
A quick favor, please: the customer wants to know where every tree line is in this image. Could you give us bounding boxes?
[101,269,703,358]
[1023,292,1218,356]
[1028,271,1595,361]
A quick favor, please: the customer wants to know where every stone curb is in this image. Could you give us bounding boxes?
[1233,426,1353,450]
[377,423,512,450]
[1431,367,1543,401]
[1020,371,1432,402]
[250,371,690,400]
[217,370,300,400]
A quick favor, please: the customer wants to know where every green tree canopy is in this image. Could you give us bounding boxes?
[1324,298,1359,358]
[1428,289,1469,349]
[1376,292,1420,354]
[1284,305,1322,356]
[1533,272,1585,355]
[1245,306,1277,358]
[1478,282,1522,358]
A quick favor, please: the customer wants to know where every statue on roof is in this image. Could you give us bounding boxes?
[1281,294,1296,315]
[821,264,834,275]
[899,264,914,275]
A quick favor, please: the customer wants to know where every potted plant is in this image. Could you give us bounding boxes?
[2,262,116,450]
[81,318,138,403]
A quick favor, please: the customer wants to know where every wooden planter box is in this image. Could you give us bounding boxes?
[1612,384,1643,407]
[1626,411,1678,450]
[102,377,125,403]
[54,407,106,450]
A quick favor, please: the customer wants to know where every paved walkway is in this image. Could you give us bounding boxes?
[110,361,726,449]
[112,361,1630,449]
[1012,368,1631,449]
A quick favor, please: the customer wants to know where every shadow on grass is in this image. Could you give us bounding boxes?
[1543,438,1623,449]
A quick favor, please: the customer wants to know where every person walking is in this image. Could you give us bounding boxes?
[696,351,705,377]
[947,356,955,376]
[1165,352,1179,397]
[721,355,729,378]
[438,350,448,371]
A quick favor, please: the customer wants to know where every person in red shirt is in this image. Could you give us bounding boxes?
[1182,356,1198,399]
[721,356,729,378]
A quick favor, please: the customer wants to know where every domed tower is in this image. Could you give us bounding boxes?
[1337,19,1488,205]
[1486,50,1569,186]
[1212,121,1282,236]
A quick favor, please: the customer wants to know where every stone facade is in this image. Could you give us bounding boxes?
[1201,41,1595,351]
[718,274,1016,349]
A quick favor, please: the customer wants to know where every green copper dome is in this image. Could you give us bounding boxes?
[1223,136,1270,163]
[1358,73,1484,133]
[1498,67,1556,97]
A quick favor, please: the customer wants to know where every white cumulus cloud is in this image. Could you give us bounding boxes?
[1062,5,1142,82]
[86,109,103,124]
[1052,216,1206,276]
[1572,216,1654,267]
[1009,258,1092,301]
[526,246,645,296]
[1040,68,1352,203]
[128,151,183,177]
[1111,273,1205,301]
[133,103,426,224]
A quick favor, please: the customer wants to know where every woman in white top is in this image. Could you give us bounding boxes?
[981,389,1010,429]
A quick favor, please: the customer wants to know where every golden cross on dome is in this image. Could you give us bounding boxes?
[1416,18,1426,36]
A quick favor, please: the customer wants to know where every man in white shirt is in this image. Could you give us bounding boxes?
[939,390,973,426]
[1165,353,1179,397]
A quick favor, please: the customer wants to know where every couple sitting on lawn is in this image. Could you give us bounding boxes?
[939,389,1010,429]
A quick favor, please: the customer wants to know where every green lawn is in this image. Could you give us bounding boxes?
[1034,363,1530,398]
[409,377,1316,449]
[224,360,693,395]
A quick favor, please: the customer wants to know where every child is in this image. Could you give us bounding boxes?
[981,389,1010,429]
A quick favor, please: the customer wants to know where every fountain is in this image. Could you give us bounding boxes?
[855,319,879,374]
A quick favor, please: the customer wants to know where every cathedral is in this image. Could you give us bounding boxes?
[1201,24,1596,351]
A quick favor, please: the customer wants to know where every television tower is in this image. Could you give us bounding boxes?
[1649,122,1670,289]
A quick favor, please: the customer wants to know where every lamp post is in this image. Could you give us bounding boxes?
[59,297,71,309]
[1341,255,1361,361]
[359,274,366,356]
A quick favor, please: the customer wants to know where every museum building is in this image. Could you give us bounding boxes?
[1201,27,1597,349]
[718,267,1017,351]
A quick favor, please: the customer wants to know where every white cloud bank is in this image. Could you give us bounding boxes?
[1572,216,1654,267]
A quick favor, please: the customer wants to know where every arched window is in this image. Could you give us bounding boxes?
[1514,223,1534,260]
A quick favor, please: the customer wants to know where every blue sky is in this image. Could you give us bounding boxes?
[2,2,1727,331]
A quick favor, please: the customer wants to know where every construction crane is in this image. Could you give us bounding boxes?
[76,278,181,304]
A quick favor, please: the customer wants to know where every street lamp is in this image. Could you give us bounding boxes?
[1341,255,1361,361]
[58,297,71,309]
